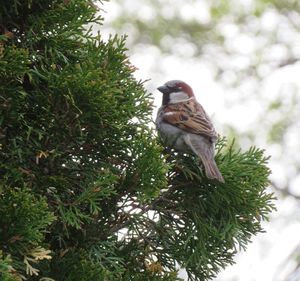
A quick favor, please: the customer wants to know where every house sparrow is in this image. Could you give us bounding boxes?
[156,80,224,183]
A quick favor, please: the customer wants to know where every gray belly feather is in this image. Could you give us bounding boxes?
[156,114,189,152]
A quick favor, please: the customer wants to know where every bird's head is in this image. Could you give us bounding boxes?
[157,80,194,105]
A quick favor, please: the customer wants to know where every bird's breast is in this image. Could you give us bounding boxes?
[156,110,187,151]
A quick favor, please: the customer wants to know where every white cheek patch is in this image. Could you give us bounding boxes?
[164,112,176,116]
[169,91,192,103]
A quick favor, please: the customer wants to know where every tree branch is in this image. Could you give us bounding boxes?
[271,181,300,200]
[108,185,178,235]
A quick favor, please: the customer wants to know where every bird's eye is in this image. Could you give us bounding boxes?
[173,86,182,92]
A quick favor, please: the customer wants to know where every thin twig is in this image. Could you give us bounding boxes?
[108,185,178,235]
[271,181,300,200]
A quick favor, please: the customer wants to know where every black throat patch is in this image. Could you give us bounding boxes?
[162,93,170,105]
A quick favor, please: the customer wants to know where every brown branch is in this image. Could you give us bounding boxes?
[271,181,300,200]
[108,185,178,235]
[278,58,300,68]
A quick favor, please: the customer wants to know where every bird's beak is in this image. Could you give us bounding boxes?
[157,85,169,94]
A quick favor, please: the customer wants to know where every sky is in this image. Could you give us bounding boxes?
[99,1,300,280]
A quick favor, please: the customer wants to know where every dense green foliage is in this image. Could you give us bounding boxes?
[0,1,275,280]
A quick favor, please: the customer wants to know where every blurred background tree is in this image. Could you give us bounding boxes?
[101,0,300,280]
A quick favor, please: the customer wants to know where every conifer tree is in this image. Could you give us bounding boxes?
[0,1,275,280]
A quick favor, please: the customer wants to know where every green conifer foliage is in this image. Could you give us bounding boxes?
[0,1,275,280]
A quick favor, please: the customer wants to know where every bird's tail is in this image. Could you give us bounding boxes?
[183,134,225,183]
[200,155,225,183]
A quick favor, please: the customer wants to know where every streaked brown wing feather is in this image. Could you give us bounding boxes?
[162,99,217,139]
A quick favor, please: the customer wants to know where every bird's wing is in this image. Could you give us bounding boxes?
[162,99,217,139]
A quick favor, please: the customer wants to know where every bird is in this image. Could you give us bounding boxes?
[156,80,224,183]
